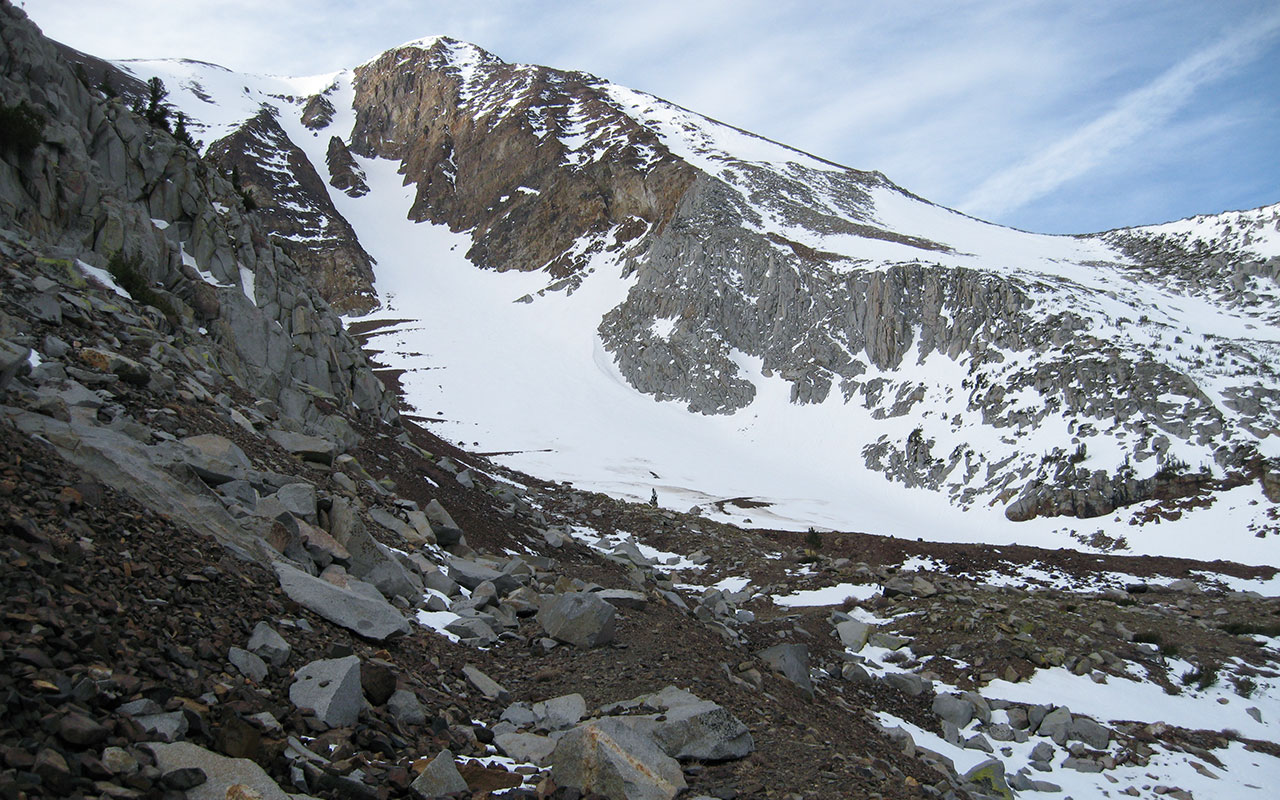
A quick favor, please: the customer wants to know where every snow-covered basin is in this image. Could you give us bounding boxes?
[982,662,1278,741]
[772,583,878,607]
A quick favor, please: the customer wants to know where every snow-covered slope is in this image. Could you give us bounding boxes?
[114,38,1280,566]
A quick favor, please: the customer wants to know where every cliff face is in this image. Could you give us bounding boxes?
[0,3,391,427]
[204,107,378,314]
[348,38,695,280]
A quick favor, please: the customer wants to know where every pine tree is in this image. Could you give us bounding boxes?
[145,76,170,131]
[172,111,199,150]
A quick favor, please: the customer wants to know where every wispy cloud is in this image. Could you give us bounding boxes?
[960,10,1280,222]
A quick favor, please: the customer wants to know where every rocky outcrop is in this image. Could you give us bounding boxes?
[326,135,369,197]
[349,38,696,279]
[205,109,378,314]
[0,2,390,427]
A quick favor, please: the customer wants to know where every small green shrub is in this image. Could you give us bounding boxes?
[1222,621,1280,637]
[0,101,45,157]
[1181,662,1220,691]
[107,251,175,321]
[1231,674,1257,698]
[1133,631,1163,646]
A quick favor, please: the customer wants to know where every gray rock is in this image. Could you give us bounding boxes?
[421,566,460,598]
[118,699,163,717]
[247,622,291,667]
[448,557,521,595]
[961,758,1012,799]
[1006,706,1029,730]
[387,689,426,726]
[884,672,931,696]
[1009,771,1062,792]
[274,483,317,520]
[267,429,339,464]
[1037,707,1073,745]
[531,693,587,731]
[868,632,910,650]
[596,588,648,609]
[494,732,555,766]
[538,592,617,648]
[1068,715,1110,750]
[409,749,468,798]
[988,722,1016,742]
[228,647,268,683]
[835,619,871,651]
[756,644,813,697]
[501,701,538,728]
[444,616,499,645]
[552,718,686,800]
[423,499,461,531]
[932,694,975,728]
[964,733,994,753]
[147,741,295,800]
[462,664,510,703]
[1029,741,1056,763]
[0,339,30,392]
[274,562,409,641]
[134,712,188,742]
[181,433,252,485]
[290,655,365,728]
[1062,756,1103,772]
[652,700,754,761]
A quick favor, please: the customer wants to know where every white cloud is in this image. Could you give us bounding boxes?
[960,9,1280,221]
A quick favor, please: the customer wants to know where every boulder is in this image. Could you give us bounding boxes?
[495,732,555,765]
[181,434,251,485]
[884,672,930,696]
[448,557,522,595]
[274,562,409,641]
[290,655,366,728]
[267,429,339,465]
[596,588,648,609]
[932,694,975,728]
[388,689,426,726]
[247,622,291,667]
[444,616,499,645]
[147,741,294,800]
[652,700,754,761]
[0,339,30,392]
[538,592,617,648]
[1069,715,1110,750]
[462,664,510,703]
[551,718,686,800]
[961,758,1013,800]
[1036,707,1073,745]
[410,749,468,798]
[228,647,268,683]
[756,644,813,697]
[274,483,317,520]
[835,619,871,651]
[530,693,586,731]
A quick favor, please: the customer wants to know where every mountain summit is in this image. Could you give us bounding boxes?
[94,35,1280,559]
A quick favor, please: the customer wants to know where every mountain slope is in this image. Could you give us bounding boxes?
[113,37,1280,563]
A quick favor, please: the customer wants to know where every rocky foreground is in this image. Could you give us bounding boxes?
[2,227,1280,800]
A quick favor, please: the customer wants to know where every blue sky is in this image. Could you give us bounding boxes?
[26,0,1280,235]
